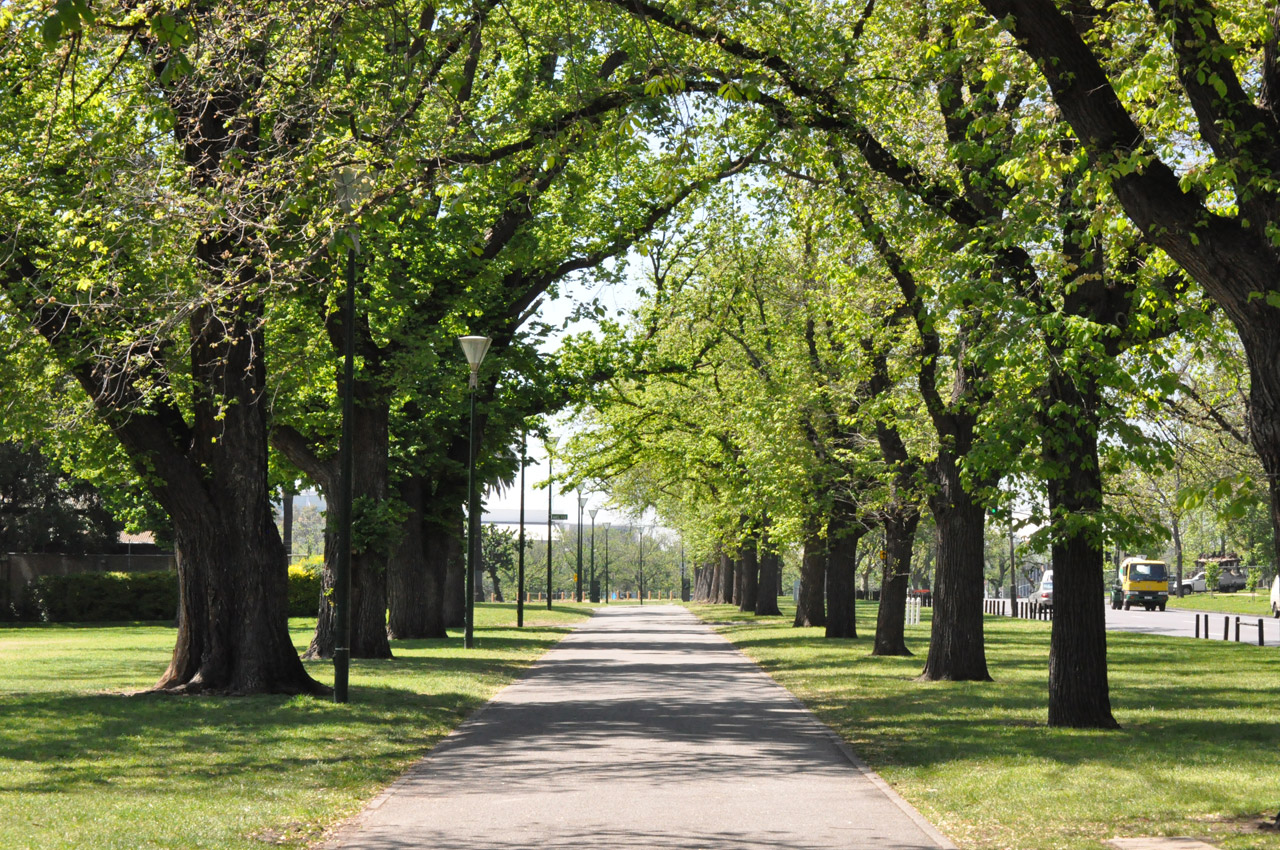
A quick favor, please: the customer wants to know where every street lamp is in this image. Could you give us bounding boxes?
[333,166,370,704]
[460,334,491,649]
[602,522,610,604]
[589,508,599,603]
[544,435,556,610]
[517,429,526,629]
[637,525,645,605]
[576,494,587,602]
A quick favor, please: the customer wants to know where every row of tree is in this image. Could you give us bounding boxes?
[557,0,1280,730]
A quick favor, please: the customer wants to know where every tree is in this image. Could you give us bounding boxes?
[0,442,120,554]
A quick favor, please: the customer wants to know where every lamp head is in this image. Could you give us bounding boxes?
[458,336,492,388]
[589,508,598,520]
[578,495,588,509]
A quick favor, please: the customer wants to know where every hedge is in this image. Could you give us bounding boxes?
[12,563,324,622]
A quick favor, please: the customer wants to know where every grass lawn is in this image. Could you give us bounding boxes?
[1168,592,1276,618]
[0,603,593,850]
[687,600,1280,850]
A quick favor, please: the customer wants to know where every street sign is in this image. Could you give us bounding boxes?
[551,513,568,520]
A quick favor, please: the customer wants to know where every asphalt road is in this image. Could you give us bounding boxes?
[986,598,1280,645]
[324,605,955,850]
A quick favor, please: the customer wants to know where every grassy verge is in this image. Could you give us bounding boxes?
[687,600,1280,850]
[0,602,593,850]
[1167,592,1275,617]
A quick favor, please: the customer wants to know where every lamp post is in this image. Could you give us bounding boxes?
[333,166,369,704]
[637,525,645,605]
[576,494,587,602]
[602,522,610,604]
[544,436,555,609]
[517,429,526,628]
[459,334,491,649]
[588,508,599,603]
[680,537,687,602]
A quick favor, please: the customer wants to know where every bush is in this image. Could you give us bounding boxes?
[1247,567,1261,593]
[29,571,178,622]
[16,564,323,622]
[288,560,323,618]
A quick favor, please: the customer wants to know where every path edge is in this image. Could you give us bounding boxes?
[686,608,960,850]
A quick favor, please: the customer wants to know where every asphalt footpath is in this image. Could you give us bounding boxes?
[324,605,956,850]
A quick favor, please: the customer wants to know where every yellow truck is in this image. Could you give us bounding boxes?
[1110,558,1169,611]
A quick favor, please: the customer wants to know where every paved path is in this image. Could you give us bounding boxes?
[325,605,954,850]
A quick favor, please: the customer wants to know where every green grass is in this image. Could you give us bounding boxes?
[687,600,1280,850]
[0,603,593,850]
[1167,592,1276,617]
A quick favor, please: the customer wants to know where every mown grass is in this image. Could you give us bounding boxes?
[687,600,1280,850]
[0,603,593,850]
[1168,592,1276,617]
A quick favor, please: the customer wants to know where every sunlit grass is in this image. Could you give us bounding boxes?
[688,600,1280,850]
[0,603,592,850]
[1168,592,1275,618]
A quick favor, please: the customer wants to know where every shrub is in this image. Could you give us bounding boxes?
[1247,567,1261,593]
[29,571,178,622]
[288,558,323,617]
[1205,562,1222,592]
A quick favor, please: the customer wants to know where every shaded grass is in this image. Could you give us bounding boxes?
[1168,592,1275,618]
[687,601,1280,850]
[0,603,593,850]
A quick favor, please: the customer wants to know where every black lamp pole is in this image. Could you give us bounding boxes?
[333,167,367,704]
[576,495,586,602]
[545,437,554,610]
[603,523,610,604]
[589,508,598,603]
[460,336,491,649]
[517,429,526,628]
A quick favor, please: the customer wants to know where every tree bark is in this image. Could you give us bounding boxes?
[719,551,735,604]
[740,535,759,612]
[825,514,864,639]
[874,506,919,656]
[443,503,466,628]
[732,554,744,607]
[755,539,782,615]
[794,525,827,628]
[386,476,448,639]
[1044,369,1120,728]
[920,446,991,681]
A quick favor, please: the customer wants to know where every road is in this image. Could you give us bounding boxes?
[985,597,1279,645]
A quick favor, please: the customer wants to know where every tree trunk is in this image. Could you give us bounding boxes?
[151,303,324,695]
[281,491,293,568]
[1044,374,1119,728]
[719,551,735,604]
[302,400,393,660]
[755,541,782,615]
[920,447,991,681]
[732,554,744,606]
[740,536,759,613]
[387,477,447,639]
[874,507,919,656]
[825,514,864,639]
[794,526,827,628]
[489,565,504,602]
[443,504,465,628]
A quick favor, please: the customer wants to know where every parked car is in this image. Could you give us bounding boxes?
[1029,571,1053,610]
[1172,572,1208,596]
[1271,575,1279,619]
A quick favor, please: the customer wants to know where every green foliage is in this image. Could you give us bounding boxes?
[0,442,121,554]
[24,571,177,622]
[1246,566,1260,593]
[287,561,323,618]
[1204,561,1222,592]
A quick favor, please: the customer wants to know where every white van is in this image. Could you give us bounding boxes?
[1271,575,1279,618]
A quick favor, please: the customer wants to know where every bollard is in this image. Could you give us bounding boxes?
[1260,618,1266,647]
[1224,616,1230,640]
[1203,613,1210,639]
[1195,615,1200,639]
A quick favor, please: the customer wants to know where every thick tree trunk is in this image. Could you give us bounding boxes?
[794,526,827,628]
[719,551,735,604]
[1045,375,1119,728]
[755,542,782,615]
[151,304,323,695]
[825,515,864,639]
[874,507,919,656]
[732,554,744,606]
[387,477,447,639]
[443,505,465,628]
[920,448,991,681]
[740,536,759,613]
[489,566,504,602]
[303,401,393,660]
